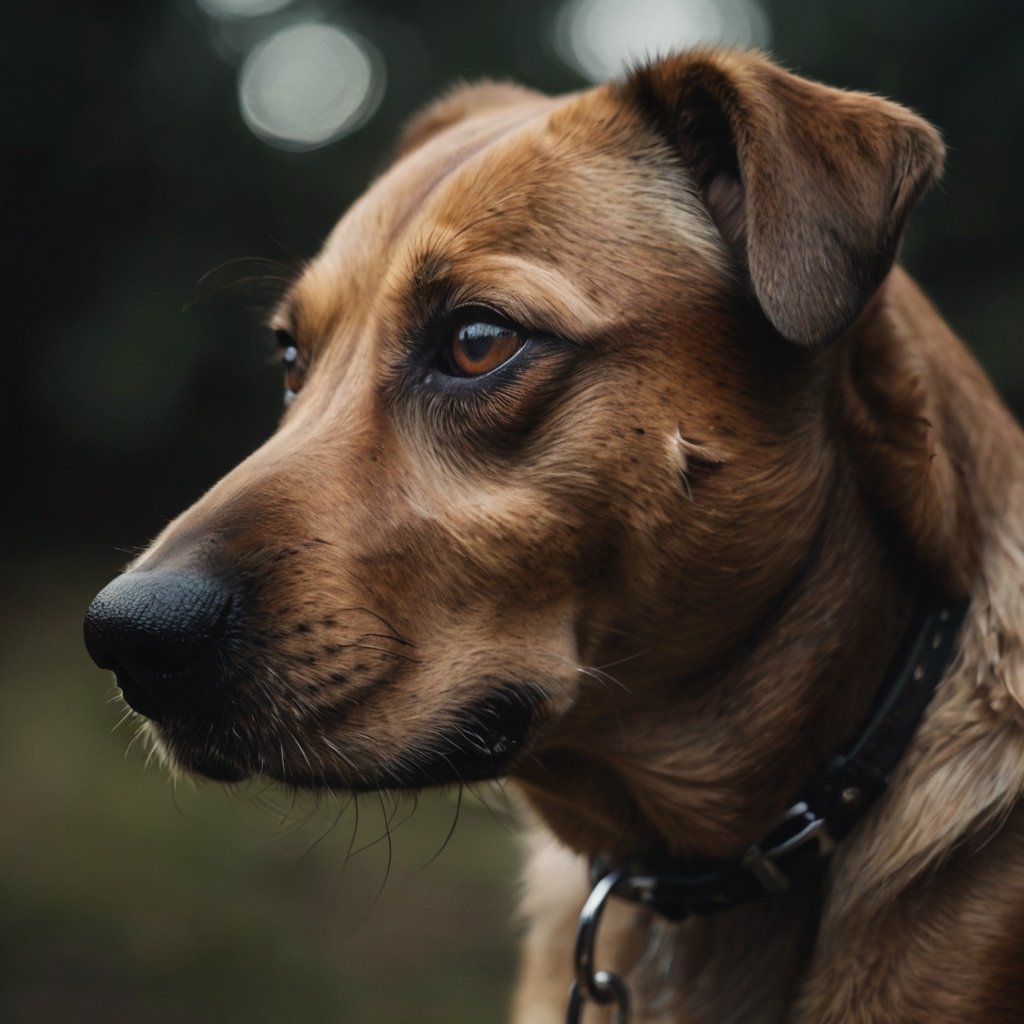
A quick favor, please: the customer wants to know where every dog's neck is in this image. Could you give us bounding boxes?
[517,469,922,863]
[515,269,986,866]
[589,595,965,925]
[515,269,1024,1022]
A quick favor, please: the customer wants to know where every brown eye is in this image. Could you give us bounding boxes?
[449,321,525,376]
[276,329,304,405]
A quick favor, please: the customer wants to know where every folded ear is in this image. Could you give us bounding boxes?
[622,51,945,346]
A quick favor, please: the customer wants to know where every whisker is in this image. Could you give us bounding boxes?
[422,784,463,868]
[287,792,354,876]
[341,793,361,872]
[368,792,395,915]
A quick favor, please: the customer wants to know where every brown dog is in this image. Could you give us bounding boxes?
[85,50,1024,1021]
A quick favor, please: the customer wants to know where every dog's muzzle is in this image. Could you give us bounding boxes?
[85,569,549,790]
[83,570,233,724]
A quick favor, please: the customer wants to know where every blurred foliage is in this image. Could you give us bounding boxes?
[3,1,1023,1021]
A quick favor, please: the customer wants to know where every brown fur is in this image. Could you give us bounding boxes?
[112,50,1024,1020]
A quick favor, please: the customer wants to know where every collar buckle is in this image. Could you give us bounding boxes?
[741,801,834,894]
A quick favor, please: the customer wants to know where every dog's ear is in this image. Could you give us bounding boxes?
[622,51,944,346]
[395,81,543,159]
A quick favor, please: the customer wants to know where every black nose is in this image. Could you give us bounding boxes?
[84,571,232,722]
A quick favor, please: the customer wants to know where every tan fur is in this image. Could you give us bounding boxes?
[114,50,1024,1021]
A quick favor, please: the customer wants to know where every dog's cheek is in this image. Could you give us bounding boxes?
[308,632,580,789]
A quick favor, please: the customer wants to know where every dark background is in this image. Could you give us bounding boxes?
[3,1,1022,1020]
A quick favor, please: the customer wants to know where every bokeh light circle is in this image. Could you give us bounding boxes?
[238,23,384,151]
[553,0,771,83]
[196,0,293,18]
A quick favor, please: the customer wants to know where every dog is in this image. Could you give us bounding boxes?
[84,49,1024,1021]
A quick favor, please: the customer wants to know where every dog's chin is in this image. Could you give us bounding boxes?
[136,721,252,784]
[182,747,251,783]
[149,683,547,792]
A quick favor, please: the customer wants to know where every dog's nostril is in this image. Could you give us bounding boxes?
[83,571,233,721]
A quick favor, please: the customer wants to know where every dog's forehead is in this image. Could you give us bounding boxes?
[281,94,560,330]
[342,94,561,251]
[282,85,723,337]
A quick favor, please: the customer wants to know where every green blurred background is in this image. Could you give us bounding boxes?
[3,0,1023,1020]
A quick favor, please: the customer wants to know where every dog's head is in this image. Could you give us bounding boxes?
[85,51,961,859]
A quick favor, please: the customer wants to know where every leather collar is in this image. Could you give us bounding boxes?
[593,597,969,920]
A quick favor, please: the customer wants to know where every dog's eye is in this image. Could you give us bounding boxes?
[276,328,304,405]
[447,321,526,377]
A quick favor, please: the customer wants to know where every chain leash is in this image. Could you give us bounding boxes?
[565,869,631,1024]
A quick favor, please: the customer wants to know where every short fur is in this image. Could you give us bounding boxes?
[101,51,1024,1021]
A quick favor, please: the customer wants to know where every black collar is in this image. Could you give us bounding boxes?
[593,597,969,921]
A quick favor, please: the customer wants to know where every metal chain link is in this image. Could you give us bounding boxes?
[565,869,631,1024]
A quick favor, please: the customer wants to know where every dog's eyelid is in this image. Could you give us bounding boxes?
[448,300,518,330]
[274,326,297,348]
[268,287,299,330]
[446,299,573,348]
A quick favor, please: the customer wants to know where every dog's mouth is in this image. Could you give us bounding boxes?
[89,569,555,789]
[356,684,547,790]
[144,681,548,792]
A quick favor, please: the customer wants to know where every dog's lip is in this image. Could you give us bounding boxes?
[140,678,552,792]
[109,660,165,723]
[108,654,235,727]
[347,682,548,791]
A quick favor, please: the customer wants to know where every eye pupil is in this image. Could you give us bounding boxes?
[460,323,505,358]
[451,321,523,376]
